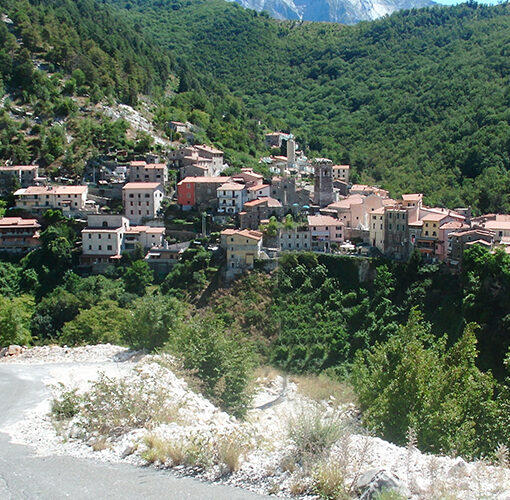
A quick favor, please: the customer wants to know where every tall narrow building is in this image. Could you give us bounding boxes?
[313,158,333,207]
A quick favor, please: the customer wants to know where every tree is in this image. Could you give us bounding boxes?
[60,300,130,346]
[165,313,257,417]
[0,295,33,346]
[122,260,153,295]
[120,295,186,351]
[352,310,499,458]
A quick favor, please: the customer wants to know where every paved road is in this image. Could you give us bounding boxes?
[0,364,272,500]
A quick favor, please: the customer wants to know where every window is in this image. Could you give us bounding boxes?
[98,234,101,239]
[88,245,92,250]
[108,234,111,239]
[88,234,91,239]
[425,231,429,236]
[129,194,134,198]
[98,245,102,250]
[107,245,112,251]
[145,194,150,198]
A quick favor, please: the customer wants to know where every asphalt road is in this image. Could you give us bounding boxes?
[0,364,272,500]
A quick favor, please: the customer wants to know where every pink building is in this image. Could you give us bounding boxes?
[307,214,344,252]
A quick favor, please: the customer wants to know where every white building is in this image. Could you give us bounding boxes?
[217,182,247,214]
[122,182,164,224]
[81,214,165,266]
[247,184,270,201]
[14,185,91,214]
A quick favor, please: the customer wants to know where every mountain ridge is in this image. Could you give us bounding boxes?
[227,0,435,24]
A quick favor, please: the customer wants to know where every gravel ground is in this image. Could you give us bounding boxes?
[2,344,510,499]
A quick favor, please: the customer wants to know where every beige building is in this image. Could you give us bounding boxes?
[220,228,263,278]
[14,185,90,214]
[278,225,310,251]
[369,207,385,251]
[122,182,164,224]
[128,161,168,185]
[332,165,350,183]
[81,214,165,266]
[0,217,41,254]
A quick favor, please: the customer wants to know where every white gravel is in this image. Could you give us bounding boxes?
[2,345,509,499]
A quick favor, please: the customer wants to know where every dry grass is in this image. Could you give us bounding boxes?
[291,373,356,407]
[142,430,248,474]
[287,408,344,461]
[91,437,109,452]
[312,460,348,500]
[216,433,245,473]
[289,476,309,496]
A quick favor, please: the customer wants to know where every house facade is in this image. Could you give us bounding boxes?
[122,182,164,224]
[0,165,40,193]
[220,228,263,278]
[217,182,247,214]
[0,217,41,253]
[14,185,90,214]
[307,214,344,252]
[128,161,168,185]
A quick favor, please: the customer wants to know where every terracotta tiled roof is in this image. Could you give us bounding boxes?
[123,182,163,190]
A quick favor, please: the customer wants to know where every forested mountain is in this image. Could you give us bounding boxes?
[107,0,510,214]
[0,0,267,172]
[228,0,434,24]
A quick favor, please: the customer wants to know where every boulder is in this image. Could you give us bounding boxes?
[0,347,7,357]
[356,469,409,499]
[7,345,22,356]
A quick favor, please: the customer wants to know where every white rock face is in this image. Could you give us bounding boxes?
[227,0,434,24]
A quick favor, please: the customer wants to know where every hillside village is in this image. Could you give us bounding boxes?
[1,131,509,281]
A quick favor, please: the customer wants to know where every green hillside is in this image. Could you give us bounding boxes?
[108,0,510,213]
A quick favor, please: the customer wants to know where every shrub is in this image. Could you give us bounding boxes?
[312,460,348,500]
[164,313,256,417]
[60,370,181,439]
[51,385,81,420]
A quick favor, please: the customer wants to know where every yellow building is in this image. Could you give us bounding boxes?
[220,228,263,278]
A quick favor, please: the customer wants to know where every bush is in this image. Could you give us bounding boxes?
[68,371,181,438]
[121,295,187,351]
[51,385,81,420]
[164,313,256,417]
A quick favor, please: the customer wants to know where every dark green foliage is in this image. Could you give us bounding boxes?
[160,247,212,296]
[122,260,153,295]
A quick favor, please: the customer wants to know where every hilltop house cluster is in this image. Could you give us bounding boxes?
[1,132,509,279]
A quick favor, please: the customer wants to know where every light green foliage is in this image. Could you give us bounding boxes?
[165,314,256,417]
[121,295,187,351]
[60,300,131,346]
[0,295,33,346]
[352,310,500,458]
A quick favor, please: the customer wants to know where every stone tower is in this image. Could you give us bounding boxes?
[313,158,333,207]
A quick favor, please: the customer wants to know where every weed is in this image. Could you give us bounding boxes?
[287,408,344,461]
[312,460,348,499]
[51,384,81,420]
